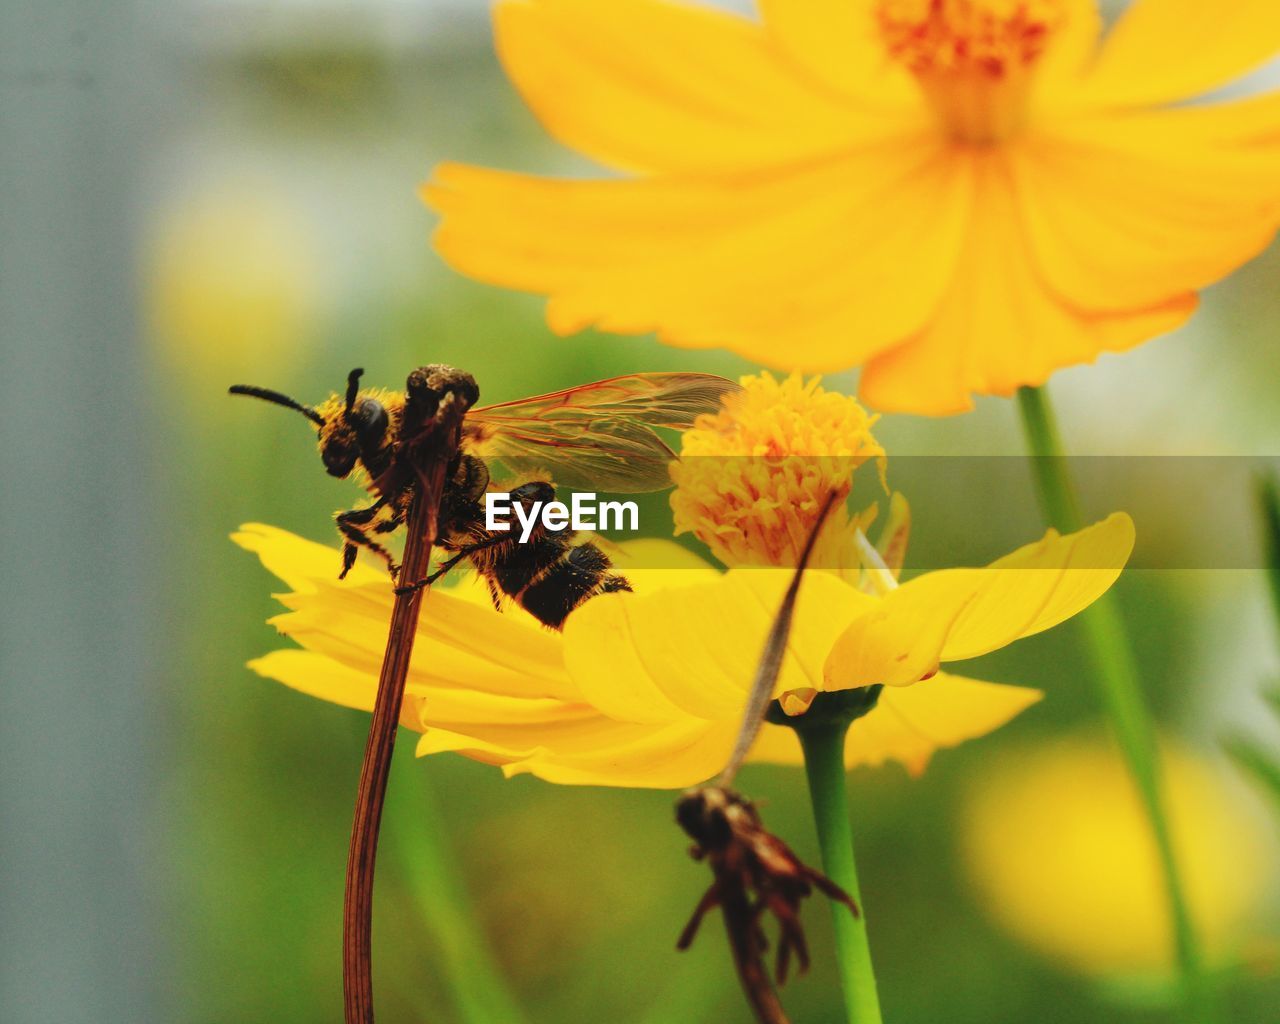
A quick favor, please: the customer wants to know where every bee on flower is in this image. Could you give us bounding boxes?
[236,373,1133,785]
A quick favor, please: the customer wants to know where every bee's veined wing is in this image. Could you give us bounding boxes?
[463,372,740,492]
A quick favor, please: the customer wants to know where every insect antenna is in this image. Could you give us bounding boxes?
[228,384,325,427]
[344,368,364,418]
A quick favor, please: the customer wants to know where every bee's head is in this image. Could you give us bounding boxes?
[313,368,391,479]
[229,368,390,480]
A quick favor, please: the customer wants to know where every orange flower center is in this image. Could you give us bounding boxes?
[875,0,1065,142]
[669,373,884,570]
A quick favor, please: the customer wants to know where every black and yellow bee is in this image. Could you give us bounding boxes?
[231,366,738,629]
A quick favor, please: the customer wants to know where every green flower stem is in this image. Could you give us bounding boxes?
[1017,385,1216,1023]
[386,753,527,1024]
[797,721,883,1024]
[1256,472,1280,626]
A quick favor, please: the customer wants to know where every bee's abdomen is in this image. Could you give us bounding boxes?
[518,543,631,630]
[490,537,563,597]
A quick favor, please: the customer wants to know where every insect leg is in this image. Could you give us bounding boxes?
[676,881,722,951]
[336,501,399,579]
[393,533,511,595]
[762,890,809,984]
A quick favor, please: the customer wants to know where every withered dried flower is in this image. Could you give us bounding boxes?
[676,785,858,994]
[671,493,856,1024]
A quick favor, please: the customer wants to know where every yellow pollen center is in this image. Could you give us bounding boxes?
[669,373,885,569]
[876,0,1065,142]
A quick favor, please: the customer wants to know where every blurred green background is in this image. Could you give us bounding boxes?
[3,2,1280,1022]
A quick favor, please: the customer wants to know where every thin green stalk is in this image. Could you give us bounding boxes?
[1255,472,1280,626]
[1016,385,1217,1023]
[797,722,883,1024]
[386,752,527,1024]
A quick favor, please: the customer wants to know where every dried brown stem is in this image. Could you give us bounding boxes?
[720,882,791,1024]
[716,489,841,788]
[675,490,847,1024]
[342,374,471,1024]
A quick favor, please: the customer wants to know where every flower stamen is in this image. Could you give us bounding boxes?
[875,0,1066,142]
[669,373,884,570]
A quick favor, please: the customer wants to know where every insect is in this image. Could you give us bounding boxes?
[676,786,858,991]
[672,493,857,1022]
[230,366,739,628]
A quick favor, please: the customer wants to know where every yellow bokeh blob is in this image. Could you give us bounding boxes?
[960,733,1275,979]
[144,184,322,374]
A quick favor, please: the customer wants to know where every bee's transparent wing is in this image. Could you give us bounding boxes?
[463,372,740,492]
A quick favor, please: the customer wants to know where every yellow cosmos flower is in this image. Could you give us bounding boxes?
[424,0,1280,414]
[670,371,885,568]
[960,734,1276,978]
[234,510,1132,787]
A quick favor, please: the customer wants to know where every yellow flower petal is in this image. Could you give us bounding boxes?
[758,0,917,108]
[1031,0,1103,106]
[824,514,1134,689]
[236,524,578,700]
[249,648,381,713]
[437,718,739,789]
[747,673,1041,776]
[425,137,968,372]
[858,150,1197,413]
[941,512,1135,659]
[1009,119,1280,312]
[847,673,1041,775]
[255,636,703,786]
[1133,88,1280,145]
[604,537,724,594]
[494,0,867,174]
[413,696,658,771]
[562,568,874,723]
[233,522,384,591]
[1073,0,1280,109]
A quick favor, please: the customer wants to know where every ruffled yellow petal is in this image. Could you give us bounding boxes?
[233,522,383,591]
[250,648,381,714]
[413,696,661,771]
[1132,88,1280,145]
[449,718,739,789]
[494,0,870,174]
[424,137,968,371]
[1072,0,1280,109]
[603,537,724,594]
[846,673,1041,775]
[758,0,917,108]
[255,631,695,785]
[824,514,1133,689]
[1030,0,1103,107]
[236,525,578,700]
[562,568,874,723]
[858,150,1197,414]
[274,579,576,699]
[748,673,1040,776]
[941,512,1135,659]
[1009,118,1280,312]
